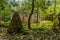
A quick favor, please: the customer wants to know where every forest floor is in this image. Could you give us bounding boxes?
[0,27,60,40]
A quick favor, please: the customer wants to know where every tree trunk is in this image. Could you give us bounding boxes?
[37,7,39,26]
[28,0,34,29]
[53,0,57,33]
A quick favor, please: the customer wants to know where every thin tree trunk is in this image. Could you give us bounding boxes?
[37,7,39,26]
[28,0,34,29]
[53,0,57,33]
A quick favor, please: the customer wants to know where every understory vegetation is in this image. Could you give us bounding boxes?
[0,0,60,40]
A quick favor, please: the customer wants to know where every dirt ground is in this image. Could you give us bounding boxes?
[0,27,60,40]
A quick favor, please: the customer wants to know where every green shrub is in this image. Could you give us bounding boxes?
[0,20,5,27]
[40,21,54,30]
[4,21,10,27]
[31,23,38,29]
[22,21,54,32]
[14,36,20,40]
[31,21,54,31]
[23,24,28,30]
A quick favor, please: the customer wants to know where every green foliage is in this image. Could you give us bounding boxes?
[1,7,13,22]
[0,20,4,24]
[0,20,10,27]
[0,20,5,27]
[40,21,54,30]
[30,21,54,31]
[40,0,48,11]
[0,0,8,11]
[18,0,32,14]
[23,21,54,32]
[31,24,38,29]
[0,0,60,34]
[4,21,11,27]
[14,36,20,40]
[23,24,28,30]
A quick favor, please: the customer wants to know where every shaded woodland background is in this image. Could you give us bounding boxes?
[0,0,60,40]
